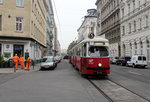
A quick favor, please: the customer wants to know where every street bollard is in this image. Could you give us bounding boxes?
[32,60,35,70]
[13,63,16,72]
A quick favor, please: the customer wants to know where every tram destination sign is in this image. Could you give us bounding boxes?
[94,42,105,46]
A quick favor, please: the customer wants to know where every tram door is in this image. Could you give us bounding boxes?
[13,45,24,57]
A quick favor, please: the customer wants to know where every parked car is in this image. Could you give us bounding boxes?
[40,56,57,70]
[63,55,69,59]
[116,56,131,66]
[127,55,147,68]
[110,57,119,64]
[54,56,62,63]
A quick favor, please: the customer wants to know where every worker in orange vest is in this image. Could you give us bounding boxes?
[26,55,31,71]
[13,54,19,70]
[19,55,25,69]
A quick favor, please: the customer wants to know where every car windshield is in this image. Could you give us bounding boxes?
[88,46,109,57]
[42,58,53,62]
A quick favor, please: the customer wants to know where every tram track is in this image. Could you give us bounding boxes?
[88,79,114,102]
[88,78,150,102]
[108,79,150,102]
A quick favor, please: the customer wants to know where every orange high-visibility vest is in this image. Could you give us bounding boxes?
[19,57,24,62]
[13,56,19,62]
[27,57,31,63]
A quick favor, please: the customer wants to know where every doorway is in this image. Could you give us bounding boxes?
[13,45,24,57]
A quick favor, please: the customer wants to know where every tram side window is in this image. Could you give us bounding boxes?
[82,44,86,56]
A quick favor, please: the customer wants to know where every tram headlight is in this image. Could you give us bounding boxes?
[98,63,102,67]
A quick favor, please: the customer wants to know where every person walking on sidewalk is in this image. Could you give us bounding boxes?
[19,55,25,69]
[13,54,19,70]
[25,55,31,71]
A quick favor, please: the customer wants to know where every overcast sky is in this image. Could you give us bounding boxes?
[52,0,96,49]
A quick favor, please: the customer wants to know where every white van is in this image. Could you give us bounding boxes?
[127,55,147,68]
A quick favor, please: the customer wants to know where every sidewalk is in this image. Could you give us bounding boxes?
[0,64,40,74]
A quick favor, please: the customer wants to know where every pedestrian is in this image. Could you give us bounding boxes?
[19,55,25,69]
[13,54,19,70]
[25,55,31,71]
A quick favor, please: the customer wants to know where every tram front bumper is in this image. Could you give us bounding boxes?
[86,67,110,70]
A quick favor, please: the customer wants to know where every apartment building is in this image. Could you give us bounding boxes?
[77,9,97,43]
[96,0,121,57]
[120,0,150,61]
[0,0,48,59]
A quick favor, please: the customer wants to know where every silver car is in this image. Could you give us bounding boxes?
[40,56,57,70]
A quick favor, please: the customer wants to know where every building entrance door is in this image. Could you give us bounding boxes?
[14,45,24,57]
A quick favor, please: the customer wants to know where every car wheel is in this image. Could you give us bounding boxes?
[132,64,136,68]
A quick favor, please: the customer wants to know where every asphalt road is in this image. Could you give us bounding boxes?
[110,64,150,101]
[0,60,108,102]
[0,61,150,102]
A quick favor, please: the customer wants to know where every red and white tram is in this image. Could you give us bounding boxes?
[69,36,110,76]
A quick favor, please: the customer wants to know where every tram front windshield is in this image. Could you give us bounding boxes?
[88,46,109,57]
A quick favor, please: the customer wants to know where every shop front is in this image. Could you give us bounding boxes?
[13,45,24,57]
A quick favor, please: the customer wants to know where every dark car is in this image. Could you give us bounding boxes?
[63,55,69,59]
[116,56,131,66]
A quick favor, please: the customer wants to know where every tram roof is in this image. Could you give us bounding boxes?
[81,36,108,43]
[69,37,109,51]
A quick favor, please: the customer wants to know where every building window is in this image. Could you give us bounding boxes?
[135,42,137,54]
[145,15,149,27]
[0,0,3,4]
[16,17,23,32]
[139,18,142,30]
[122,8,124,17]
[138,1,141,8]
[129,23,131,33]
[133,21,136,32]
[133,0,135,10]
[0,15,2,31]
[130,43,132,56]
[140,41,143,54]
[128,4,130,14]
[122,26,125,36]
[16,0,24,7]
[147,40,150,61]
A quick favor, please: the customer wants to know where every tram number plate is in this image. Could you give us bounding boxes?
[97,72,102,74]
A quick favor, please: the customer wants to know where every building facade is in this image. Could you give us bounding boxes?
[0,0,56,60]
[45,0,56,56]
[96,0,121,57]
[77,9,97,43]
[120,0,150,61]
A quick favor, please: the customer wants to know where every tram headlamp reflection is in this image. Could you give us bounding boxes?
[98,63,102,67]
